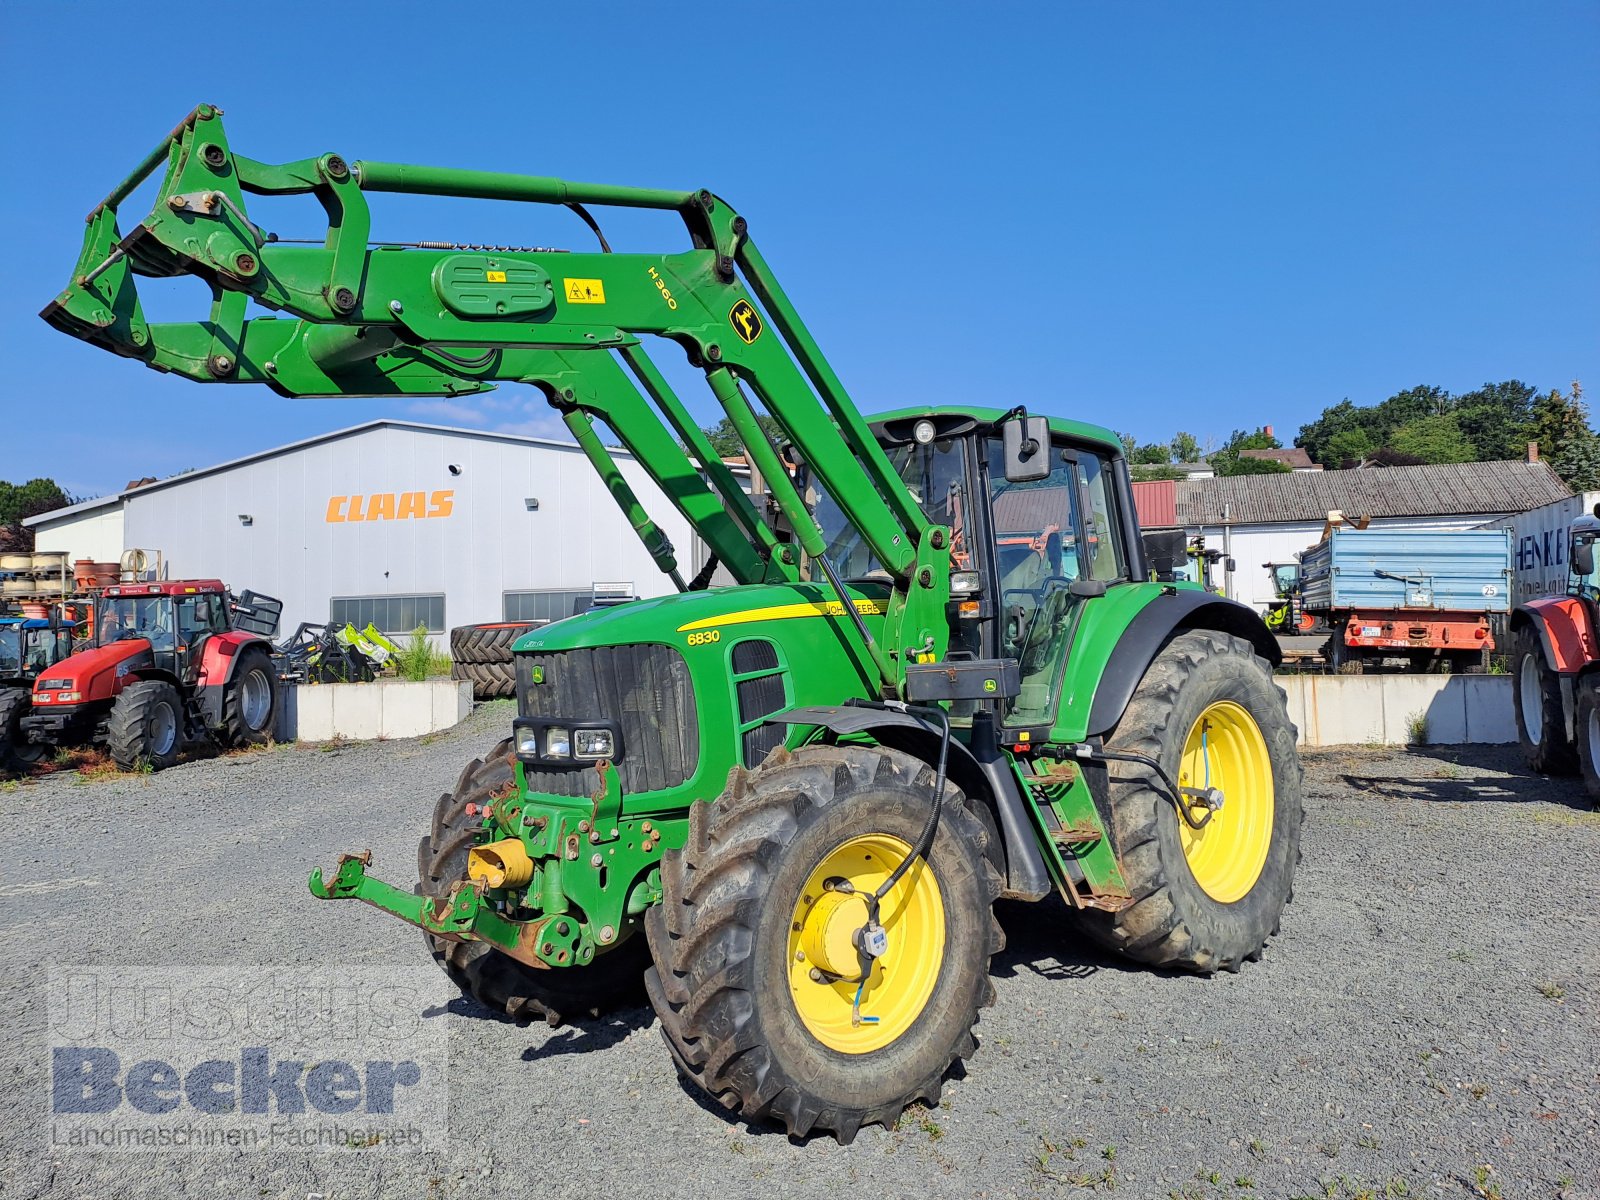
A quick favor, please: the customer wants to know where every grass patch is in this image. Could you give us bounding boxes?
[1404,710,1428,745]
[1537,981,1565,1001]
[392,626,452,681]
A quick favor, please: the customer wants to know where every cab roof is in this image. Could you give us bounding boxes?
[868,405,1124,456]
[102,580,226,597]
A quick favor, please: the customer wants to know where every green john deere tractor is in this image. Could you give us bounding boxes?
[44,106,1304,1142]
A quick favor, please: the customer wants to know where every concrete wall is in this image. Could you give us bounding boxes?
[1278,673,1515,747]
[279,679,472,743]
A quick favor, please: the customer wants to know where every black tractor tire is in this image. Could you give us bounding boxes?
[1068,630,1303,975]
[451,623,539,699]
[1574,677,1600,809]
[222,647,278,747]
[107,680,184,772]
[417,738,649,1026]
[450,622,540,665]
[451,659,516,700]
[644,745,1004,1144]
[0,687,45,773]
[1511,624,1576,775]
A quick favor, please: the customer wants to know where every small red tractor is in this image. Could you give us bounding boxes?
[20,580,282,771]
[1510,506,1600,804]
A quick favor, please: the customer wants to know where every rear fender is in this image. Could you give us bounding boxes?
[1084,592,1279,738]
[769,704,1052,901]
[197,632,274,726]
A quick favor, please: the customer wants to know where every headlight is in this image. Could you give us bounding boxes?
[574,728,614,759]
[59,692,81,703]
[913,418,936,445]
[515,726,540,758]
[544,727,571,759]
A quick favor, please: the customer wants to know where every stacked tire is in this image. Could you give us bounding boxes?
[450,622,541,700]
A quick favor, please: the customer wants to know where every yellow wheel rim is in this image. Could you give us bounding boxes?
[786,833,945,1054]
[1176,700,1275,903]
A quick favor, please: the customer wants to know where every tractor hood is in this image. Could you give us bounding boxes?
[33,639,152,700]
[512,581,893,656]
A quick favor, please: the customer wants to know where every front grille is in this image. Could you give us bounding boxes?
[515,643,698,797]
[732,638,788,768]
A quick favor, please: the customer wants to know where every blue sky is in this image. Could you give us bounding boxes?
[3,1,1595,498]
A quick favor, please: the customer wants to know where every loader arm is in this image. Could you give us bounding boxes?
[42,105,950,694]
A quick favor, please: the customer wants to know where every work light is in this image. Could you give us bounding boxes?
[544,727,571,759]
[574,728,615,759]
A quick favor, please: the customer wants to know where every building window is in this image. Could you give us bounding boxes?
[503,590,592,623]
[331,594,446,634]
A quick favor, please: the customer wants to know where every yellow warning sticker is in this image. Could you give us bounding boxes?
[564,278,606,304]
[485,270,508,283]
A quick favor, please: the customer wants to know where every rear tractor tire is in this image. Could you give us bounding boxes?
[1070,630,1303,975]
[644,745,1004,1143]
[1572,677,1600,809]
[107,680,184,772]
[1511,624,1576,775]
[223,647,278,747]
[417,738,649,1026]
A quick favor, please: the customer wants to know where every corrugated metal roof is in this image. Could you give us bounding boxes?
[1131,480,1178,529]
[1158,460,1570,528]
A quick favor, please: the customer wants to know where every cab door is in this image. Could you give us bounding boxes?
[981,436,1128,732]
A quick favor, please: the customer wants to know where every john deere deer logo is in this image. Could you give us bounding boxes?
[729,299,763,345]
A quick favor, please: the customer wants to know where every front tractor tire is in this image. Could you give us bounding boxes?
[1072,630,1304,974]
[417,739,649,1027]
[0,687,44,773]
[644,745,1004,1144]
[223,647,278,747]
[1511,624,1576,775]
[107,680,184,771]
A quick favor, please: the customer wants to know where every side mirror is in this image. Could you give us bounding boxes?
[1002,415,1052,482]
[1225,557,1237,573]
[1573,536,1595,578]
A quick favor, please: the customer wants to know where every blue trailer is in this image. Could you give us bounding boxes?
[1298,526,1512,672]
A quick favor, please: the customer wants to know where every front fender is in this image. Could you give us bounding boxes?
[1511,598,1598,675]
[1081,590,1280,738]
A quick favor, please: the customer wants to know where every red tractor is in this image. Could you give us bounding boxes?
[1510,507,1600,804]
[20,580,282,771]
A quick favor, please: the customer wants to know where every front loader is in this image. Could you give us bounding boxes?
[44,106,1304,1142]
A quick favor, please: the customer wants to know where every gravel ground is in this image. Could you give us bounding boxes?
[1,704,1595,1200]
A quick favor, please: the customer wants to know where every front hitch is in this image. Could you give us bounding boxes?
[309,851,595,970]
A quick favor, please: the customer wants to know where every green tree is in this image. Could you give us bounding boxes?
[1209,427,1283,476]
[0,477,73,554]
[1451,380,1538,460]
[1216,457,1292,478]
[697,414,784,458]
[1322,426,1376,466]
[1530,382,1600,489]
[1117,431,1138,458]
[1132,442,1172,464]
[1388,413,1475,464]
[0,478,71,526]
[1130,463,1185,482]
[1170,431,1201,462]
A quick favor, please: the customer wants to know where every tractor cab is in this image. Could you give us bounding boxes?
[98,582,232,682]
[1567,512,1600,598]
[0,618,77,683]
[1268,562,1301,597]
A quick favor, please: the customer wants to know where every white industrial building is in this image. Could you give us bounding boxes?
[1133,458,1572,613]
[25,421,703,639]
